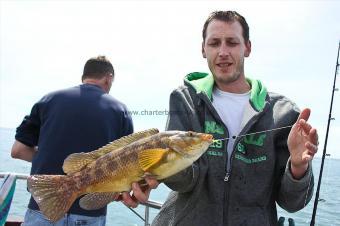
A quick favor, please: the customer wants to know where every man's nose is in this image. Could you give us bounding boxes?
[218,43,230,57]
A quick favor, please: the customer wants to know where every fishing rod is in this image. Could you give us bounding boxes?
[310,41,340,226]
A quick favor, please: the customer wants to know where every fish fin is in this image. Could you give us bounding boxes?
[27,175,79,222]
[79,192,119,210]
[63,153,97,174]
[96,128,160,156]
[63,128,160,174]
[138,148,167,171]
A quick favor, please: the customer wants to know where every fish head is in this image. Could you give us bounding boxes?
[166,131,213,159]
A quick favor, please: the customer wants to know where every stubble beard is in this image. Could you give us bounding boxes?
[213,60,244,86]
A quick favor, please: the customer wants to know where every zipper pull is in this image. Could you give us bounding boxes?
[224,172,230,182]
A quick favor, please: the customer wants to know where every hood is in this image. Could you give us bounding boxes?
[184,72,267,111]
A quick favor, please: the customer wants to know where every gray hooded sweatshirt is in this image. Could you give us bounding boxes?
[152,72,314,226]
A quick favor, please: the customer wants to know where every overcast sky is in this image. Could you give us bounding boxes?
[1,0,339,158]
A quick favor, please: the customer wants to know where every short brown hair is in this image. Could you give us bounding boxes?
[202,11,249,43]
[82,56,114,81]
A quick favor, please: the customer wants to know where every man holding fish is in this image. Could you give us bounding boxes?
[13,10,319,226]
[151,11,319,226]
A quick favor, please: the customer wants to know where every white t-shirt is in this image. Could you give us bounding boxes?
[212,87,250,170]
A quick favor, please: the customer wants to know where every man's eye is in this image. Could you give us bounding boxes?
[228,42,238,46]
[208,42,219,47]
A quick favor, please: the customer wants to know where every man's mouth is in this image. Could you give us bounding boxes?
[217,63,233,68]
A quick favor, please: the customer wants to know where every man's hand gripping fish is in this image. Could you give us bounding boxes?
[27,129,213,222]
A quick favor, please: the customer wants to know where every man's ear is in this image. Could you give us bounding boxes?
[105,75,110,85]
[245,40,251,57]
[202,41,206,58]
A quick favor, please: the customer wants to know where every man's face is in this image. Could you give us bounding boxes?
[202,20,251,86]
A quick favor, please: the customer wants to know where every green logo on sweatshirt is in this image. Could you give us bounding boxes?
[235,153,267,164]
[243,133,266,146]
[204,121,224,153]
[210,139,223,149]
[204,121,224,135]
[235,134,267,164]
[237,142,246,154]
[207,150,223,157]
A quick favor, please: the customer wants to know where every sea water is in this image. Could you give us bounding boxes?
[1,127,339,225]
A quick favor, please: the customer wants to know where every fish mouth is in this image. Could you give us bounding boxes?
[201,134,214,142]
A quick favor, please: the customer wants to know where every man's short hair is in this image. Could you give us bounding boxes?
[202,11,249,43]
[82,56,114,81]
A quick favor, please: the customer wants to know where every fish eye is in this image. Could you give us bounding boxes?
[188,131,193,136]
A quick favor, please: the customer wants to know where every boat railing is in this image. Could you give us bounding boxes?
[0,172,163,226]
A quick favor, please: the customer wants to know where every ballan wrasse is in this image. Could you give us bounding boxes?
[27,129,213,222]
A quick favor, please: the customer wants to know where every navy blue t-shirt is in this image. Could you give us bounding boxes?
[15,84,133,217]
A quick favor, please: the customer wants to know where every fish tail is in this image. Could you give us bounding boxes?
[27,174,79,222]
